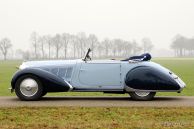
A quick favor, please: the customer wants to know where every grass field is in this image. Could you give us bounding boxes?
[0,59,194,129]
[0,107,194,129]
[0,58,194,96]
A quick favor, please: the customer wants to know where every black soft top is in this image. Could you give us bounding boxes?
[121,53,152,61]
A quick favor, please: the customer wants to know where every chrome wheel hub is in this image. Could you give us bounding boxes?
[20,78,38,97]
[134,91,150,97]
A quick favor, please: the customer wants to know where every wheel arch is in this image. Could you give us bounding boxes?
[11,73,38,89]
[11,68,71,92]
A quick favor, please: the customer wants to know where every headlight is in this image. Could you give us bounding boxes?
[169,72,178,79]
[19,63,27,69]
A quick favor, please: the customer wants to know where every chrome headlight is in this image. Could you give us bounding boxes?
[19,63,28,70]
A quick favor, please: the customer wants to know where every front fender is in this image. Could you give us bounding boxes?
[11,68,71,92]
[125,66,183,91]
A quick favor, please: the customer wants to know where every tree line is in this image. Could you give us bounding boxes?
[16,32,154,60]
[0,32,154,60]
[2,32,194,60]
[171,34,194,57]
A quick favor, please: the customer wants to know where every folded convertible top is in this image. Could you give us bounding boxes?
[121,53,152,61]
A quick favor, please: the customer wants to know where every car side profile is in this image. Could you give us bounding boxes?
[10,48,186,101]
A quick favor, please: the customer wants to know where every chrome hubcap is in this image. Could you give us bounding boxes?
[135,91,150,97]
[20,78,38,97]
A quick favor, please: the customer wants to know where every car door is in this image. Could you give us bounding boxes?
[78,61,121,89]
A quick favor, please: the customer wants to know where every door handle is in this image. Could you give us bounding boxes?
[80,69,86,71]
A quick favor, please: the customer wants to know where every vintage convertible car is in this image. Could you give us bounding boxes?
[10,49,186,101]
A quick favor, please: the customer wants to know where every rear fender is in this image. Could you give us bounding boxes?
[124,66,182,91]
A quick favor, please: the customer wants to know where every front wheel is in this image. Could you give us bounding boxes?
[41,90,47,97]
[15,75,43,101]
[129,91,156,101]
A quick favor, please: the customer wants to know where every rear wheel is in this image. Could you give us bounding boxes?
[15,75,43,101]
[129,91,156,101]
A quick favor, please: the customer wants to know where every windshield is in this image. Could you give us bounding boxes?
[83,48,92,61]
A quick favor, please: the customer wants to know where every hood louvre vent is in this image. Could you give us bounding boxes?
[41,67,73,81]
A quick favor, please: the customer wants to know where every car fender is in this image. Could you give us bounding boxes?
[11,68,72,92]
[124,65,181,91]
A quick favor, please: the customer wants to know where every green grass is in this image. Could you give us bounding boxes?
[153,58,194,96]
[0,59,194,129]
[0,60,21,96]
[0,58,194,96]
[0,107,194,129]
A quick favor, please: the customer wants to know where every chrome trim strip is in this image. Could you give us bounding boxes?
[72,89,123,92]
[124,85,184,93]
[65,81,73,91]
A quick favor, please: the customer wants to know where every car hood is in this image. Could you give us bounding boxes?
[19,59,78,69]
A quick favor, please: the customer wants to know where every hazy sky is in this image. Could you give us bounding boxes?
[0,0,194,50]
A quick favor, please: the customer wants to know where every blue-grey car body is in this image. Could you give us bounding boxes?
[11,58,185,93]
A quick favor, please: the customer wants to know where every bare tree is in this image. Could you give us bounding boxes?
[132,40,142,55]
[171,34,188,57]
[77,32,87,57]
[0,38,12,60]
[97,42,104,58]
[71,35,78,58]
[26,31,158,59]
[101,38,111,57]
[45,35,52,59]
[62,33,71,59]
[123,41,133,57]
[172,35,194,57]
[115,39,124,56]
[38,36,47,59]
[187,37,194,56]
[53,34,63,59]
[88,34,98,57]
[110,40,117,57]
[30,32,39,59]
[111,39,124,57]
[142,38,154,53]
